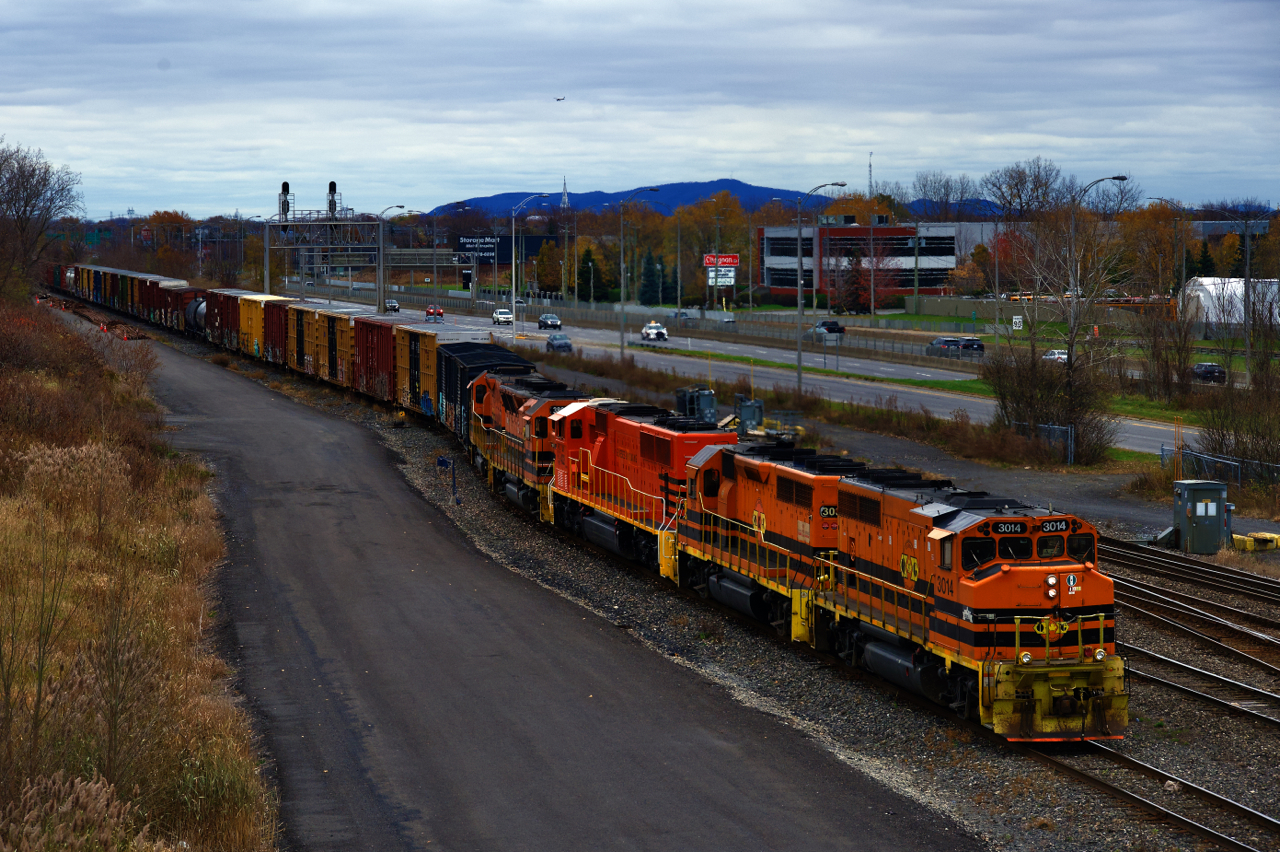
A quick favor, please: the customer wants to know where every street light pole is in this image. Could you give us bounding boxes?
[619,187,659,355]
[377,204,404,314]
[512,193,550,344]
[795,182,846,391]
[1064,176,1126,366]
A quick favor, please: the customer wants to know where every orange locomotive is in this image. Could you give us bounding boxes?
[470,372,588,520]
[548,400,738,568]
[677,442,1127,741]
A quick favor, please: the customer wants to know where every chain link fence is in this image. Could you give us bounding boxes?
[1160,447,1280,486]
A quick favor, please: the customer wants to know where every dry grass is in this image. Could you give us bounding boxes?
[1129,460,1280,523]
[0,301,275,851]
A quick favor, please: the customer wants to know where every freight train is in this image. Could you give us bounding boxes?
[46,263,1128,741]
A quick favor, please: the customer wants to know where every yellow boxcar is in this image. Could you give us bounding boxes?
[286,302,326,376]
[394,325,492,416]
[315,307,374,387]
[238,294,291,359]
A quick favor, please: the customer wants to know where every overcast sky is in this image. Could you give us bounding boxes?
[3,0,1276,219]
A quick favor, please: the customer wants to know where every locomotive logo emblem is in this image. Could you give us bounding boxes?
[898,554,919,583]
[1034,617,1068,640]
[751,499,767,537]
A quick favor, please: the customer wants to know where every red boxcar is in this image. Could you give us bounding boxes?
[263,298,297,365]
[205,289,250,349]
[353,315,400,401]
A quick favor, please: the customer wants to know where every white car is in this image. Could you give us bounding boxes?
[492,309,513,325]
[640,322,668,341]
[1042,349,1068,364]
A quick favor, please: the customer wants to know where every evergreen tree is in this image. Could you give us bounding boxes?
[638,250,660,305]
[1196,240,1214,277]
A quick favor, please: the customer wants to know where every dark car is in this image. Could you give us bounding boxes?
[1192,362,1227,384]
[546,333,572,353]
[538,313,562,329]
[960,337,985,352]
[931,336,962,349]
[384,299,399,313]
[814,320,846,334]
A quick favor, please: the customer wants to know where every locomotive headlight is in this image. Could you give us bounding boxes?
[1046,575,1058,586]
[1094,648,1107,662]
[1047,588,1058,599]
[1019,651,1033,665]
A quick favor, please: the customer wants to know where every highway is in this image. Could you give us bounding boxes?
[315,299,1190,456]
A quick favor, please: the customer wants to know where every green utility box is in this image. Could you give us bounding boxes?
[1173,480,1232,555]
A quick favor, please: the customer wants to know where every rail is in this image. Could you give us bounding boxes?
[1021,742,1280,852]
[1120,642,1280,729]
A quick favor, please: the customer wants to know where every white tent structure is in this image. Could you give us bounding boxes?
[1184,277,1280,326]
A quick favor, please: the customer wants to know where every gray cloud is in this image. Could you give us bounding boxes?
[1,0,1275,217]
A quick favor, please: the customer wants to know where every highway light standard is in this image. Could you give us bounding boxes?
[619,187,659,355]
[377,204,404,313]
[512,194,549,344]
[794,182,846,391]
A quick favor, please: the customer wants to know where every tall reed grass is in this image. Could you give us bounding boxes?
[0,301,275,850]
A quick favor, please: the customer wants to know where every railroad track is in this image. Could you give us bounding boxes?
[1120,642,1280,728]
[1113,583,1280,678]
[1022,742,1280,852]
[1099,537,1280,606]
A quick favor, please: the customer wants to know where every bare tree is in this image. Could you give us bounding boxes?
[0,139,83,299]
[980,156,1066,218]
[911,171,979,221]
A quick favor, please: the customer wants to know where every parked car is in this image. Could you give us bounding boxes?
[813,320,846,335]
[640,322,668,341]
[960,337,985,352]
[492,309,513,325]
[384,299,400,313]
[424,304,444,323]
[1042,349,1068,364]
[1192,362,1227,384]
[931,337,962,349]
[546,333,573,353]
[538,313,562,329]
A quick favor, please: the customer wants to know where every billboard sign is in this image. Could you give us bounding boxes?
[703,253,740,267]
[708,267,737,288]
[457,234,557,262]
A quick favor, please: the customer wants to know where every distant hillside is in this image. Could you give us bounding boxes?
[430,178,811,216]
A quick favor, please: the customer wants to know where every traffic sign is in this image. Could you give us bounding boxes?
[703,254,740,267]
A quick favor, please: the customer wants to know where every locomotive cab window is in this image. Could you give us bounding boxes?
[940,537,953,571]
[1037,535,1065,559]
[534,417,548,438]
[703,468,721,498]
[1067,534,1096,563]
[998,536,1033,560]
[961,538,996,571]
[570,419,582,440]
[474,385,487,404]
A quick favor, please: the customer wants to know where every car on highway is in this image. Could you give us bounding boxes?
[960,337,985,352]
[930,337,962,350]
[538,313,562,329]
[424,305,444,323]
[384,299,400,313]
[1042,349,1068,364]
[813,320,846,335]
[514,298,527,306]
[668,309,694,320]
[1192,362,1227,384]
[492,309,513,325]
[640,322,668,341]
[546,333,573,353]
